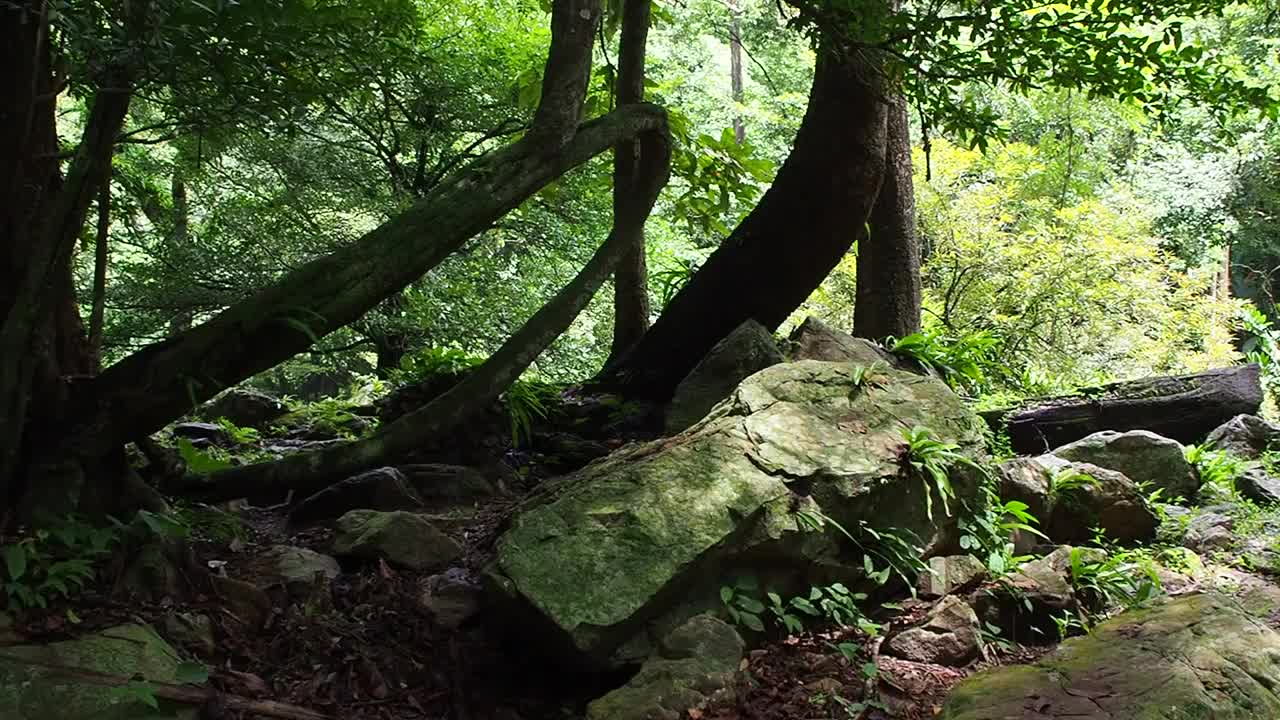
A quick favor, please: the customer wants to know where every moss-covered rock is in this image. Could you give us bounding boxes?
[490,360,986,666]
[0,623,197,720]
[585,614,744,720]
[333,510,462,570]
[940,593,1280,719]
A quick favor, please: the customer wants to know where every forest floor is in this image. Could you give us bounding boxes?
[7,387,1278,720]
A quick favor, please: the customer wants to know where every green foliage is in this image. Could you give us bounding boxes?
[1,517,121,611]
[1240,302,1280,400]
[1185,443,1248,498]
[215,418,260,445]
[887,328,1001,395]
[1068,546,1163,623]
[957,482,1044,577]
[901,426,983,521]
[388,346,483,388]
[1050,467,1101,498]
[795,509,929,589]
[720,577,880,638]
[278,397,375,440]
[504,379,558,448]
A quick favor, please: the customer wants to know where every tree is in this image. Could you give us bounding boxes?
[603,0,1271,401]
[0,0,669,524]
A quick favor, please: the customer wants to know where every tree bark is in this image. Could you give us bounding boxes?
[729,2,746,144]
[853,94,920,340]
[89,180,111,368]
[608,0,655,363]
[980,364,1263,454]
[170,125,672,502]
[597,41,891,400]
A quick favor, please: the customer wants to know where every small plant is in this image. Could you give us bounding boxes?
[279,397,374,440]
[388,345,483,388]
[504,378,558,448]
[886,328,1001,395]
[2,516,121,611]
[215,417,260,445]
[848,362,887,392]
[720,577,767,632]
[1050,467,1100,511]
[1068,546,1162,622]
[957,495,1043,575]
[796,509,929,589]
[1185,444,1248,497]
[901,425,983,521]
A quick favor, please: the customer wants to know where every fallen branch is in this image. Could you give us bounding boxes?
[0,653,331,720]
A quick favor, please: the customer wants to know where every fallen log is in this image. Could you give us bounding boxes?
[980,364,1263,455]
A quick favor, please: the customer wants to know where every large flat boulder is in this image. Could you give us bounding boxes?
[940,593,1280,719]
[0,624,197,719]
[488,360,987,667]
[1051,429,1198,501]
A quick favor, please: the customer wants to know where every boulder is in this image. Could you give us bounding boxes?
[1044,462,1160,545]
[996,456,1057,547]
[0,623,198,719]
[1181,507,1237,554]
[939,593,1280,720]
[333,510,462,570]
[420,568,483,630]
[1051,429,1198,501]
[288,467,424,527]
[262,545,340,588]
[489,360,987,667]
[1206,413,1280,460]
[972,546,1100,643]
[202,388,288,428]
[171,421,229,447]
[585,615,744,720]
[664,319,784,433]
[786,317,895,366]
[400,464,501,507]
[917,555,988,599]
[884,596,982,666]
[1238,467,1280,506]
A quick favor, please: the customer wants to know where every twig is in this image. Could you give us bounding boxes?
[0,653,332,720]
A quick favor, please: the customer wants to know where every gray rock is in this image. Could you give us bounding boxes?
[972,546,1101,643]
[163,612,215,656]
[885,596,982,666]
[420,568,482,629]
[996,456,1057,548]
[333,510,462,570]
[585,614,744,720]
[264,545,340,587]
[0,623,198,719]
[288,467,424,527]
[917,555,988,599]
[940,593,1280,720]
[171,421,229,446]
[202,388,288,428]
[1238,467,1280,505]
[1052,429,1198,501]
[665,319,784,433]
[489,360,988,668]
[400,464,500,506]
[1206,413,1280,460]
[1182,508,1236,554]
[786,316,895,366]
[1045,462,1159,545]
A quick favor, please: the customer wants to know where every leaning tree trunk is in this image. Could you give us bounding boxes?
[608,0,655,363]
[596,41,891,400]
[982,364,1263,455]
[854,93,920,341]
[171,124,672,502]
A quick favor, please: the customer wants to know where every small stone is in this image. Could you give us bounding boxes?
[202,388,288,428]
[264,545,341,587]
[1206,414,1280,460]
[1238,467,1280,506]
[172,422,230,446]
[918,555,988,599]
[885,596,983,666]
[420,568,482,629]
[1182,509,1236,554]
[333,510,462,570]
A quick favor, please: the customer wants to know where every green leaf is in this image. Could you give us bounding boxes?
[3,545,27,581]
[176,661,210,685]
[740,612,765,633]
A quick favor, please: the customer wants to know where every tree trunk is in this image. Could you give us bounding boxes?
[597,41,891,400]
[853,94,920,340]
[608,0,655,363]
[0,1,142,518]
[729,3,746,144]
[980,364,1263,455]
[171,125,672,502]
[88,181,111,368]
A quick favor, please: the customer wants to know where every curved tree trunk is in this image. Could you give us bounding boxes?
[608,0,655,363]
[171,124,672,502]
[596,41,891,400]
[854,94,920,340]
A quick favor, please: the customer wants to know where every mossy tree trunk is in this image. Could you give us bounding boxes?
[0,0,671,525]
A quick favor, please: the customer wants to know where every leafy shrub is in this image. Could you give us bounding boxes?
[901,425,984,520]
[887,328,1001,395]
[1185,443,1248,498]
[387,346,483,388]
[2,517,121,611]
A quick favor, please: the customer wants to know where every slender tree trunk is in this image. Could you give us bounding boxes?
[853,94,920,340]
[729,2,746,144]
[171,125,672,502]
[88,180,111,368]
[597,41,891,400]
[608,0,655,363]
